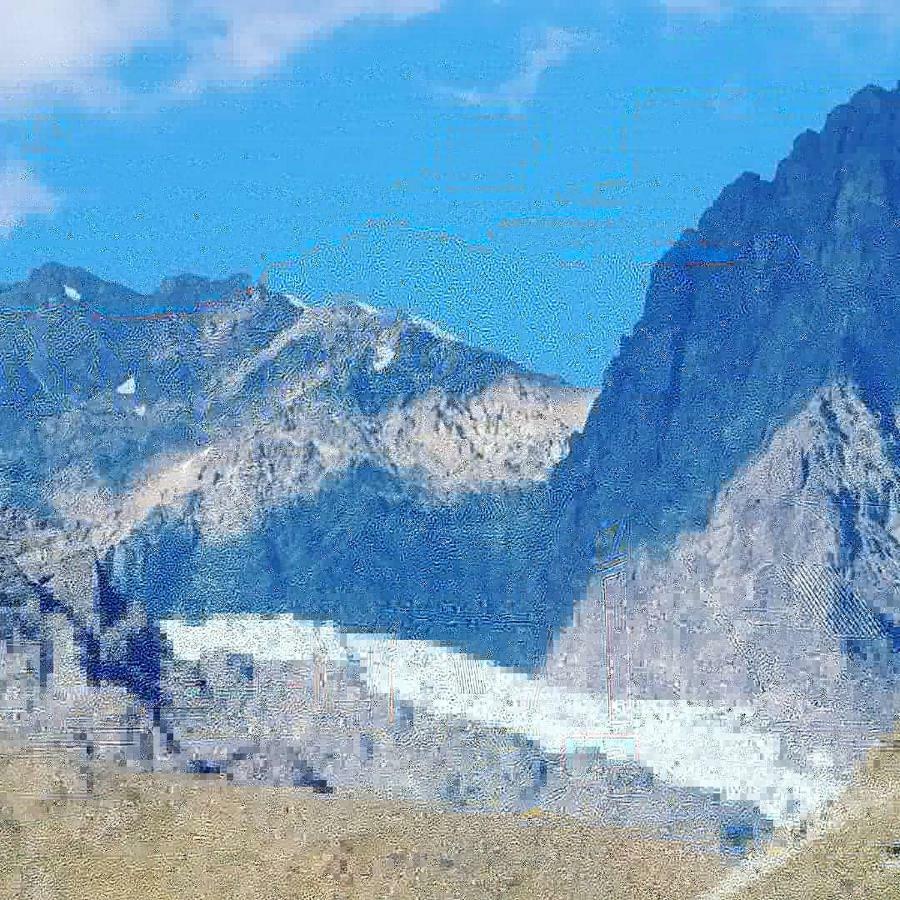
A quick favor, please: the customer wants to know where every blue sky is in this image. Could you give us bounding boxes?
[2,1,900,385]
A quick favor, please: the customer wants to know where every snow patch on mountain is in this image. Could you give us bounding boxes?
[281,292,308,310]
[409,315,459,343]
[373,341,396,372]
[116,375,136,396]
[161,613,836,825]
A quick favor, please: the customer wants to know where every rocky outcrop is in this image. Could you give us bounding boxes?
[0,263,593,516]
[549,383,900,776]
[553,85,900,580]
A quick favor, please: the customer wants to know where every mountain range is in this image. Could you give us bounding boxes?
[3,83,900,841]
[0,263,594,665]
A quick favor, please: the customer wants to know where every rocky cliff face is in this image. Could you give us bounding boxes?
[544,86,900,790]
[555,84,900,569]
[549,383,900,774]
[0,263,594,666]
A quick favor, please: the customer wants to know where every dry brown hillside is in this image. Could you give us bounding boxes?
[0,745,724,900]
[704,730,900,900]
[2,731,897,900]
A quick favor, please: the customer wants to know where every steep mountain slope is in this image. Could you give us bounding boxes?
[543,85,900,808]
[554,84,900,581]
[0,262,595,665]
[547,84,900,652]
[549,383,899,778]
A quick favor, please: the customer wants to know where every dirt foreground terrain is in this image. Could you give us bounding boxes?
[0,745,724,900]
[700,730,900,900]
[1,733,898,900]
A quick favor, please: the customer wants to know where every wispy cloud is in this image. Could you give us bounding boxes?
[0,162,58,237]
[0,1,171,113]
[441,27,592,114]
[0,0,445,114]
[172,0,444,94]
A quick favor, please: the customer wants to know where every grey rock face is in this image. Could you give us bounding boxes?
[1,263,590,511]
[542,88,900,720]
[554,85,900,568]
[549,384,900,775]
[0,518,154,762]
[536,87,900,820]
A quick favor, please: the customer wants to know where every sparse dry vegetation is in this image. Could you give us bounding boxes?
[0,746,725,900]
[706,730,900,900]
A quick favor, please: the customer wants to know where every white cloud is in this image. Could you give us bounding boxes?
[174,0,443,93]
[0,1,172,112]
[0,0,444,113]
[443,27,591,114]
[3,2,894,116]
[0,162,58,237]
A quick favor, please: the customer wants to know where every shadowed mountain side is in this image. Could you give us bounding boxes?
[550,84,900,615]
[548,383,900,781]
[101,465,566,668]
[0,260,595,668]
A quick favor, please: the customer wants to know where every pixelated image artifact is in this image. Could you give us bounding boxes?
[0,2,898,899]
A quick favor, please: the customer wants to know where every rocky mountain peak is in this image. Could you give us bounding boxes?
[157,271,253,298]
[554,83,900,586]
